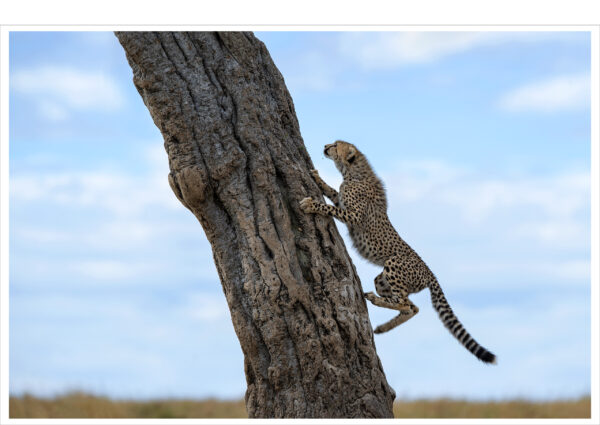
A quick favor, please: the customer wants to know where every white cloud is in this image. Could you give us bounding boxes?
[9,144,208,286]
[512,218,588,246]
[14,228,71,244]
[383,159,468,201]
[454,259,590,284]
[340,32,485,68]
[498,73,591,113]
[11,256,168,286]
[29,145,172,217]
[338,32,581,69]
[383,161,590,247]
[11,65,125,118]
[441,172,590,224]
[10,167,181,217]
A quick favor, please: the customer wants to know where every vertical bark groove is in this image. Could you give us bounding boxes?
[116,31,395,418]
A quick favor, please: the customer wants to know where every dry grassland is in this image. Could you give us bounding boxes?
[9,392,590,419]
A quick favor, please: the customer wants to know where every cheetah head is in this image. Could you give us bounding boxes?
[324,140,365,177]
[324,140,359,163]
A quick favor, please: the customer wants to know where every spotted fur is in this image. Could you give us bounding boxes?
[300,140,496,364]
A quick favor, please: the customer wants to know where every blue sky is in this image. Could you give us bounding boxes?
[7,30,592,401]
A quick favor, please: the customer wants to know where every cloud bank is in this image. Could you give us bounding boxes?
[498,73,590,113]
[338,32,583,69]
[11,65,125,120]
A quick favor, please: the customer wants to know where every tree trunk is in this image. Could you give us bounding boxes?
[115,31,395,419]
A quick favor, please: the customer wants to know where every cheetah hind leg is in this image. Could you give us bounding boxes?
[364,292,419,333]
[365,272,412,313]
[374,304,419,334]
[365,273,419,333]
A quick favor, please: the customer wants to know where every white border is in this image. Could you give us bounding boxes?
[1,23,10,425]
[0,0,599,26]
[589,25,599,425]
[0,23,598,425]
[0,24,598,32]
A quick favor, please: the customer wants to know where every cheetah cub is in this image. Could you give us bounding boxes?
[300,140,496,364]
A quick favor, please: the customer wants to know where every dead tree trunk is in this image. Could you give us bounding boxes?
[115,31,395,418]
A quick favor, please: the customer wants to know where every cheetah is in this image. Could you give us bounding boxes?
[300,140,496,364]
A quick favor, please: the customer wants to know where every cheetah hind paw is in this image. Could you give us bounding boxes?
[299,197,316,213]
[373,325,386,334]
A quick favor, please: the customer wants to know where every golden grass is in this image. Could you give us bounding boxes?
[9,392,590,419]
[9,393,247,419]
[393,397,591,418]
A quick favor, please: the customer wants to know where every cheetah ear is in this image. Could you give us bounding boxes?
[346,146,356,163]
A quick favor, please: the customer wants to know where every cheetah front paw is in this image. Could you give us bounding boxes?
[300,197,317,214]
[364,291,378,304]
[310,169,321,180]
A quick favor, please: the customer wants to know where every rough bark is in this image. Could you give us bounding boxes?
[115,31,395,418]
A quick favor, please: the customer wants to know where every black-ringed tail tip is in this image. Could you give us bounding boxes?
[481,351,497,365]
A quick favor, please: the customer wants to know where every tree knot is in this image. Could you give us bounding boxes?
[168,165,210,210]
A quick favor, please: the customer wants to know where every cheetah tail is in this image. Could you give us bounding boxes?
[429,279,497,364]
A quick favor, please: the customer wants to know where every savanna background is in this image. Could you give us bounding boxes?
[7,30,592,418]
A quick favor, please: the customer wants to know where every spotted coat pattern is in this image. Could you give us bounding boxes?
[300,141,496,364]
